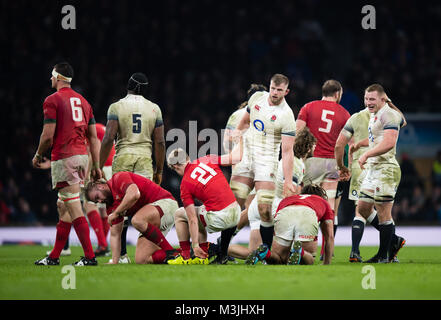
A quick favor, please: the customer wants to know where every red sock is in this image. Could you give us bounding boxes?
[101,217,110,238]
[265,250,272,260]
[73,216,95,259]
[200,242,208,253]
[87,210,107,247]
[152,249,167,264]
[142,223,174,251]
[179,241,191,259]
[49,221,72,259]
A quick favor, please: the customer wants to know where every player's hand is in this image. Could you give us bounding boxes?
[283,181,296,198]
[358,153,368,170]
[153,172,162,185]
[108,212,118,226]
[90,167,103,181]
[32,155,51,169]
[193,246,208,259]
[338,166,351,181]
[349,144,359,155]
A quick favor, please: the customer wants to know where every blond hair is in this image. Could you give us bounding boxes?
[167,148,190,168]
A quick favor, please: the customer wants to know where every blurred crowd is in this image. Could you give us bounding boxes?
[1,0,441,226]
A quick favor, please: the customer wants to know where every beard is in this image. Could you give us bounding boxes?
[103,189,114,206]
[270,96,283,105]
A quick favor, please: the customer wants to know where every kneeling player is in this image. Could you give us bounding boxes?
[247,184,334,265]
[85,172,179,264]
[167,143,243,264]
[229,128,316,260]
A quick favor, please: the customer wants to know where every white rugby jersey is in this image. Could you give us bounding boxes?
[367,103,403,165]
[247,91,296,161]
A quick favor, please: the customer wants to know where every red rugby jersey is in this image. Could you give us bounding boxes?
[180,155,236,212]
[107,172,175,220]
[297,100,350,158]
[276,194,334,223]
[43,87,95,161]
[95,123,115,166]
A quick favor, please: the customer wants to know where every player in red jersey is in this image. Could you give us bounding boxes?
[247,184,334,265]
[296,80,349,259]
[33,62,102,266]
[83,123,115,256]
[84,172,180,264]
[166,141,243,264]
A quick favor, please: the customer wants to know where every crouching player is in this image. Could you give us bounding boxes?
[248,184,334,265]
[84,172,179,264]
[166,141,243,264]
[229,128,316,261]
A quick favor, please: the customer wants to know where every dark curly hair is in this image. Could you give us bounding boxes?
[237,83,268,109]
[300,184,328,200]
[294,127,317,159]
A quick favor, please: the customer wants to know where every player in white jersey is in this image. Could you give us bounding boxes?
[349,84,406,263]
[231,74,296,249]
[336,100,407,263]
[99,73,166,263]
[225,84,267,209]
[228,128,316,260]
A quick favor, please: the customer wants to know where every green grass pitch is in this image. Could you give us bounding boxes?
[1,245,440,300]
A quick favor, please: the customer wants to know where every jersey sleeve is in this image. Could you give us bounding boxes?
[281,107,296,136]
[107,102,119,121]
[86,101,96,125]
[247,91,266,111]
[43,96,57,124]
[341,114,356,139]
[180,182,194,208]
[381,109,402,131]
[297,104,309,122]
[154,104,164,128]
[322,200,335,222]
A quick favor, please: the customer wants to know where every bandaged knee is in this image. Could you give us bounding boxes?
[230,181,252,200]
[325,188,337,200]
[58,191,81,204]
[256,189,275,206]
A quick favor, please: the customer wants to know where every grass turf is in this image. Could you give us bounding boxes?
[0,245,440,300]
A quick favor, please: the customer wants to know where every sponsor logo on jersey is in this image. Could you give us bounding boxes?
[253,119,265,134]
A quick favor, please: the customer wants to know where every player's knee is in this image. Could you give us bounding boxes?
[324,188,337,201]
[131,215,143,230]
[174,207,187,222]
[230,180,252,200]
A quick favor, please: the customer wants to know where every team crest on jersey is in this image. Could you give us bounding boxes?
[254,105,261,111]
[374,116,378,122]
[376,187,380,192]
[270,115,277,122]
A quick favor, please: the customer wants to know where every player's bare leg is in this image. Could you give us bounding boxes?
[228,229,262,259]
[135,236,161,264]
[319,180,338,259]
[267,241,290,264]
